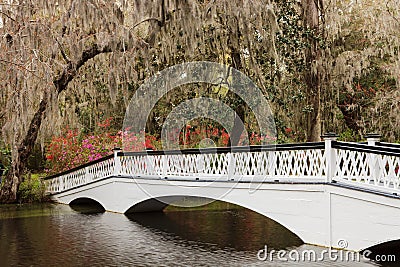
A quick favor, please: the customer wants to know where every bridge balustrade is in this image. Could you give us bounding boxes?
[44,136,400,195]
[118,142,326,181]
[332,142,400,192]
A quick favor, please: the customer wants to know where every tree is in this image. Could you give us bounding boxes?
[301,0,324,141]
[273,0,400,141]
[0,0,281,203]
[0,0,157,202]
[2,0,399,203]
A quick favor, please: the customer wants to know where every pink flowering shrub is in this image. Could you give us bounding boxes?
[45,119,157,174]
[46,118,274,174]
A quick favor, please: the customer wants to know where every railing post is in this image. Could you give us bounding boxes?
[227,152,235,180]
[162,153,167,178]
[85,166,90,183]
[321,132,338,183]
[365,133,381,183]
[59,176,64,192]
[365,133,381,146]
[113,147,122,176]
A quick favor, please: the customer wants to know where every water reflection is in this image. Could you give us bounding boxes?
[127,209,303,252]
[0,203,391,266]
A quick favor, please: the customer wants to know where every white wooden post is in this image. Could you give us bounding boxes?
[85,166,90,183]
[227,152,235,180]
[268,151,276,179]
[365,133,381,183]
[365,133,381,146]
[162,153,167,178]
[322,133,338,182]
[59,176,64,192]
[113,147,122,176]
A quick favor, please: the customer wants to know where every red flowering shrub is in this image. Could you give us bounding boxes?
[46,118,274,174]
[176,125,275,148]
[45,119,158,174]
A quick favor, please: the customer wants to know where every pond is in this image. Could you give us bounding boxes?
[0,202,395,266]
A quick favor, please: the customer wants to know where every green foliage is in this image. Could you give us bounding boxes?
[18,173,47,203]
[337,128,361,142]
[0,143,11,177]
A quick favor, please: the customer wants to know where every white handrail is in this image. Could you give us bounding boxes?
[45,139,400,195]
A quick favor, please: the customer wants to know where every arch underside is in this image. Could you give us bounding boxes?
[125,195,305,242]
[361,239,400,260]
[69,197,106,213]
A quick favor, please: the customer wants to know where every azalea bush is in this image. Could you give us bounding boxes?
[175,124,275,148]
[45,118,274,174]
[45,118,158,174]
[178,125,230,148]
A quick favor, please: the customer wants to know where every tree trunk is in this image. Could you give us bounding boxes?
[0,11,165,203]
[0,97,48,203]
[303,0,323,142]
[229,104,246,146]
[228,33,246,147]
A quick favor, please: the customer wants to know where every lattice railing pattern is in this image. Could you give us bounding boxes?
[335,150,400,190]
[119,149,326,180]
[45,141,400,195]
[46,157,115,193]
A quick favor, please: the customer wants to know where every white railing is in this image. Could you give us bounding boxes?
[45,135,400,195]
[45,155,115,193]
[119,146,326,181]
[332,141,400,193]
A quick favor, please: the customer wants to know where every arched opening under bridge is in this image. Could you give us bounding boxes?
[69,197,106,214]
[125,196,304,251]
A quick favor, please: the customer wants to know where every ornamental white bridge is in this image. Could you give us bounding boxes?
[45,134,400,252]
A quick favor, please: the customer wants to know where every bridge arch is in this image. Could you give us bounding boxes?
[124,195,305,243]
[69,197,106,213]
[361,239,400,262]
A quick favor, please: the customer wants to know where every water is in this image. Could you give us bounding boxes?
[0,203,393,266]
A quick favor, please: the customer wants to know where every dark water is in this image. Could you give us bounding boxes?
[0,203,392,266]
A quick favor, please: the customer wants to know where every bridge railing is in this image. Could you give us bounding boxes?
[331,140,400,193]
[44,134,400,195]
[45,155,115,193]
[118,142,326,182]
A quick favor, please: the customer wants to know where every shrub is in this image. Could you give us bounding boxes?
[18,173,47,203]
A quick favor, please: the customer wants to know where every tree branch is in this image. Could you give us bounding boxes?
[53,37,143,93]
[55,38,70,63]
[0,10,15,21]
[53,43,110,93]
[131,17,162,30]
[386,2,400,26]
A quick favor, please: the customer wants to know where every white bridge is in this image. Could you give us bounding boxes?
[45,134,400,252]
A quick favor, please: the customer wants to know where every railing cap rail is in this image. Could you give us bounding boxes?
[332,141,400,157]
[375,142,400,149]
[364,133,382,139]
[119,142,325,157]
